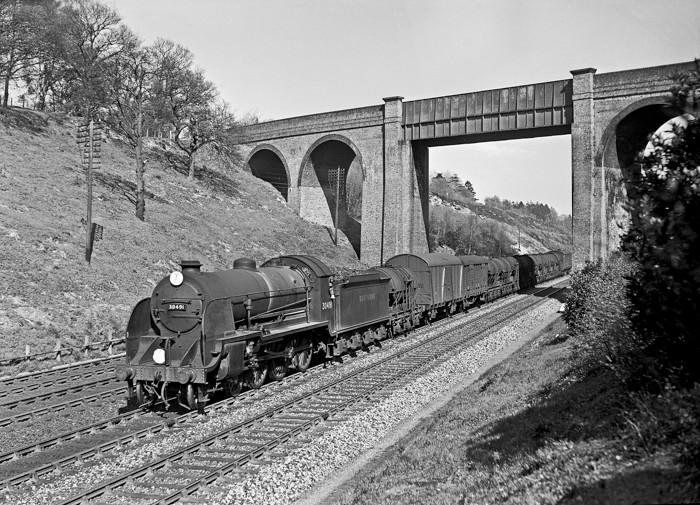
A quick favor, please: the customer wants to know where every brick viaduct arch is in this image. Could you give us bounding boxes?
[296,134,365,256]
[297,134,366,186]
[231,61,696,268]
[245,143,291,200]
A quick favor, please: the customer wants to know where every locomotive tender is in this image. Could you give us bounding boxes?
[116,251,570,409]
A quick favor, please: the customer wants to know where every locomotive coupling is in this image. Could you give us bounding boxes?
[115,367,134,381]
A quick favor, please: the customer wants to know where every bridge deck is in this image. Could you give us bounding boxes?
[402,79,573,142]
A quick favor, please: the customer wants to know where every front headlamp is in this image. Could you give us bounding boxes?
[153,348,166,364]
[169,271,184,286]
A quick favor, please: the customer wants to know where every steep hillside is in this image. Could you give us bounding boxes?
[0,108,362,367]
[430,195,572,255]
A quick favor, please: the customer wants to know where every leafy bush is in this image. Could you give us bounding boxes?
[563,256,635,376]
[621,83,700,388]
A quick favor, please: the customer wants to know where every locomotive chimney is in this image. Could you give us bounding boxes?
[233,257,258,271]
[180,260,202,272]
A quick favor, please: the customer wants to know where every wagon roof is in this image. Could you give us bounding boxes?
[458,255,490,266]
[373,266,413,283]
[385,253,462,268]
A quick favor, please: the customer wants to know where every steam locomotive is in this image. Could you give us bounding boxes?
[116,251,571,409]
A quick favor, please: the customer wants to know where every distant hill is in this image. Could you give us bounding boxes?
[428,173,572,256]
[0,108,362,367]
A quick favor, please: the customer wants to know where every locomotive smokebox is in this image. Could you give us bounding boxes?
[233,257,258,271]
[180,260,202,272]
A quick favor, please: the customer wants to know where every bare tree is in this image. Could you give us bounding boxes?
[171,71,218,178]
[151,38,236,179]
[20,0,69,111]
[58,0,129,118]
[0,0,44,107]
[103,33,153,220]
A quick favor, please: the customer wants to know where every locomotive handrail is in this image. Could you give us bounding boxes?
[231,302,309,328]
[203,286,309,307]
[249,299,308,321]
[201,286,312,335]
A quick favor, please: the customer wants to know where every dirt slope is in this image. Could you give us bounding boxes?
[0,108,362,367]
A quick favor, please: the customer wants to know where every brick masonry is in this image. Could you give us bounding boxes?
[231,61,697,268]
[574,61,696,267]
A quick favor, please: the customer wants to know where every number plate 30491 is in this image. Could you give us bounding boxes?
[168,303,186,311]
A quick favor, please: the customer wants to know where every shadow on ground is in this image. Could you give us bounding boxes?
[559,466,689,504]
[465,362,692,502]
[0,107,50,133]
[468,362,625,463]
[93,171,168,205]
[531,286,569,304]
[149,144,242,198]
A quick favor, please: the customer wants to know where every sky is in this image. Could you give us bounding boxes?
[114,0,700,215]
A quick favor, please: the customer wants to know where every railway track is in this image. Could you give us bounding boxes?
[0,362,325,484]
[0,376,122,420]
[0,387,125,428]
[0,355,123,392]
[28,284,564,504]
[0,356,125,429]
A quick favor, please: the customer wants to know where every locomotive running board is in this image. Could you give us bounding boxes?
[259,321,328,343]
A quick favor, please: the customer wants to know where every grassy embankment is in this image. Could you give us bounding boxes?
[322,317,695,505]
[0,108,362,371]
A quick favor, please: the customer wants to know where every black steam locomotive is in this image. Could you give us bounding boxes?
[116,251,571,409]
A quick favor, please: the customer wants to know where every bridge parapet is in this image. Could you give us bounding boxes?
[594,61,697,99]
[231,105,383,144]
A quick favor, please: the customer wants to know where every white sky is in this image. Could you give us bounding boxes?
[114,0,700,215]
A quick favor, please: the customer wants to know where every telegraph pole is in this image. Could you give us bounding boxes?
[77,120,102,263]
[86,120,93,262]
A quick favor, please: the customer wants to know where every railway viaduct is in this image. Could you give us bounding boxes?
[230,61,696,268]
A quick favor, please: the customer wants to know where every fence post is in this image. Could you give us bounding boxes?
[25,344,30,361]
[106,328,114,355]
[54,338,62,362]
[84,334,90,358]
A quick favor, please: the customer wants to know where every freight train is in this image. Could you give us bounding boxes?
[116,251,571,409]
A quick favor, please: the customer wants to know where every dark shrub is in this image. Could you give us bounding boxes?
[621,106,700,388]
[564,256,635,377]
